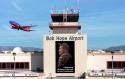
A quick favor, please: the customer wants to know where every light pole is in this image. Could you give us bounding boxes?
[111,51,114,79]
[13,52,16,79]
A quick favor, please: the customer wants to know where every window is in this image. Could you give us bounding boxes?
[11,63,14,68]
[6,63,11,69]
[0,62,29,70]
[122,62,125,68]
[20,63,24,69]
[16,63,19,69]
[107,62,112,68]
[107,61,125,69]
[24,62,29,69]
[2,63,6,69]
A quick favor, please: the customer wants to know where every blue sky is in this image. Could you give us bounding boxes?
[0,0,125,49]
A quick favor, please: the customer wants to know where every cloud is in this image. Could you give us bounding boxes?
[11,0,22,11]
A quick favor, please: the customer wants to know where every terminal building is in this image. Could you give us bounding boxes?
[0,47,43,71]
[0,47,125,79]
[0,47,43,78]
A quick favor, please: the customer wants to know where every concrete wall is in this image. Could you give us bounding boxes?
[31,53,43,71]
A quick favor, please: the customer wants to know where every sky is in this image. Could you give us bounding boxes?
[0,0,125,49]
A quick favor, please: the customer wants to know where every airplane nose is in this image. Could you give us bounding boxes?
[9,21,13,24]
[9,21,15,24]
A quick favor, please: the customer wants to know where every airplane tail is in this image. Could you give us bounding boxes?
[30,25,37,27]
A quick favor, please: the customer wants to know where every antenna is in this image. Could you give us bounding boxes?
[77,0,80,8]
[64,0,67,9]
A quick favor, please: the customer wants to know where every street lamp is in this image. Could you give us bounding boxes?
[12,52,16,79]
[111,51,114,79]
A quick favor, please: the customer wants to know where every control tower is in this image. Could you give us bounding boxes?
[49,9,81,34]
[43,9,87,78]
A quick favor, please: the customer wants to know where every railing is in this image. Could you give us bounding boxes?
[87,70,125,77]
[0,71,39,77]
[51,9,80,14]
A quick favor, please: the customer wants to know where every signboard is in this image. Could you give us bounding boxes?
[56,41,75,73]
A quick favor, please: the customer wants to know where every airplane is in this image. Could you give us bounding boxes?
[9,21,36,32]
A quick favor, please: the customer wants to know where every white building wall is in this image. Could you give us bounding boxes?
[0,54,14,62]
[87,53,125,71]
[0,53,31,62]
[0,53,43,71]
[0,53,31,70]
[75,34,87,76]
[44,34,87,77]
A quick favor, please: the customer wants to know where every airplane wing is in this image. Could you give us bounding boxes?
[29,30,35,31]
[21,25,37,28]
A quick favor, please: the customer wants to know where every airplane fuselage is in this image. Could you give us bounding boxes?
[9,21,33,32]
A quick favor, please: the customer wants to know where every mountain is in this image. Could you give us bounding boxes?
[0,46,42,52]
[105,45,125,51]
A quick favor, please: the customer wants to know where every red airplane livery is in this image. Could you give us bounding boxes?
[9,21,36,32]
